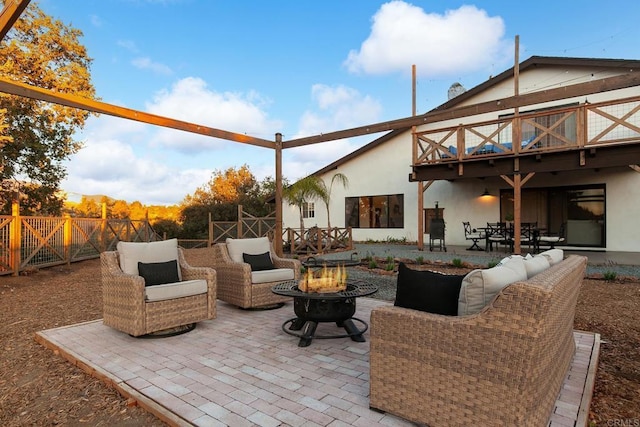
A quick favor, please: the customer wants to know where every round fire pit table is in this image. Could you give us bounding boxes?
[271,280,378,347]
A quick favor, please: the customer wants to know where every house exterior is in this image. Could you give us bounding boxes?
[281,56,640,252]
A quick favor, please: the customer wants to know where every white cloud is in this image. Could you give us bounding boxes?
[89,14,102,27]
[280,84,383,181]
[117,39,138,53]
[131,57,173,75]
[63,137,211,205]
[145,77,282,153]
[344,1,510,77]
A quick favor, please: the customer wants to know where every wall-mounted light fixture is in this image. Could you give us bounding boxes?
[480,188,491,197]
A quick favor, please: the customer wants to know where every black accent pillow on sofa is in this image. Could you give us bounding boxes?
[243,252,274,271]
[394,262,465,315]
[138,260,180,286]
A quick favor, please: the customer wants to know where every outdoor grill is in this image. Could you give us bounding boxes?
[428,201,446,251]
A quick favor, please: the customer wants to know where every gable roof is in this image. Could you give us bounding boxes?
[310,55,640,178]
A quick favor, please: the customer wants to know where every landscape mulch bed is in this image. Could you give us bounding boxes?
[1,254,638,426]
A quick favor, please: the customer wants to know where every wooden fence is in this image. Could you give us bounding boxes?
[0,214,159,276]
[0,204,353,275]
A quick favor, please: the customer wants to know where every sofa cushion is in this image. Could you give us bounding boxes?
[499,256,527,279]
[144,279,207,302]
[138,260,180,286]
[243,251,274,271]
[117,239,180,279]
[539,248,564,265]
[394,262,464,316]
[226,237,271,264]
[458,263,527,316]
[251,268,295,284]
[524,255,550,278]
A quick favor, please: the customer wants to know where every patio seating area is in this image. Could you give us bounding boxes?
[36,297,600,427]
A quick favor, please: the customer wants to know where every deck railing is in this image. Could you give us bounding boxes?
[414,95,640,165]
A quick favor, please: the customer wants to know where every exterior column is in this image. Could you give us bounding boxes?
[274,133,283,256]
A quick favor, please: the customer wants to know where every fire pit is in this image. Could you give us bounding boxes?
[271,280,378,347]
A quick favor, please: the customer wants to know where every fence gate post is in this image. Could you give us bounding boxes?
[64,215,72,266]
[10,201,20,276]
[237,205,243,238]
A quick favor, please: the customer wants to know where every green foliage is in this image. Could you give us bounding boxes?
[385,236,407,244]
[386,255,394,263]
[385,262,395,271]
[0,4,96,215]
[452,258,464,268]
[178,165,280,238]
[415,256,424,265]
[152,219,181,239]
[368,259,378,269]
[603,271,618,281]
[282,175,325,233]
[487,260,499,268]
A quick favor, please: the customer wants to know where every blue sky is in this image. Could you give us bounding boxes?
[35,0,640,205]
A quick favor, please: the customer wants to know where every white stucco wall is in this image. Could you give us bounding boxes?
[281,64,640,252]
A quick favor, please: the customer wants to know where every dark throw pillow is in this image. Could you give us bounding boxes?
[138,259,180,286]
[243,251,274,271]
[394,262,465,316]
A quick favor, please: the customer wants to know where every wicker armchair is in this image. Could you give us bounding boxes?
[188,237,301,309]
[101,241,216,337]
[369,255,587,426]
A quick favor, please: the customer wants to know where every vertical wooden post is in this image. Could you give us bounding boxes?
[237,204,243,239]
[512,35,521,254]
[274,133,283,256]
[64,215,72,266]
[10,200,20,276]
[145,209,150,241]
[412,65,425,251]
[513,173,522,254]
[208,212,213,247]
[101,202,107,250]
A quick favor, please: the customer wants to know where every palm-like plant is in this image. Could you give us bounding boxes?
[317,173,349,247]
[282,175,325,235]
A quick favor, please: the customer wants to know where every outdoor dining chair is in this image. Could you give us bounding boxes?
[462,221,485,251]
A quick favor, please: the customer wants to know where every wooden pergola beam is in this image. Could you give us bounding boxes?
[0,76,275,148]
[0,0,30,41]
[283,72,640,148]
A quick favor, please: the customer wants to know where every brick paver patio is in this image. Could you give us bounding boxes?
[36,298,599,427]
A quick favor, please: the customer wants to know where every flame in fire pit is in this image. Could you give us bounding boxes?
[299,264,348,293]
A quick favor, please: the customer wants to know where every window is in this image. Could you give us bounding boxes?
[302,202,315,219]
[345,194,404,228]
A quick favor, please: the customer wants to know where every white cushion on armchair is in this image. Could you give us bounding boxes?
[117,238,181,279]
[226,237,271,263]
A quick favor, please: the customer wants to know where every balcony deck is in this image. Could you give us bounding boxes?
[412,95,640,181]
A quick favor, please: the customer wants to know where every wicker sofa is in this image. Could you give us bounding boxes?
[369,254,588,426]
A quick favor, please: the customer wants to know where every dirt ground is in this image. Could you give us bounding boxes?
[1,255,639,426]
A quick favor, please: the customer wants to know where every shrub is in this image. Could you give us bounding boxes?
[603,270,617,281]
[386,255,394,264]
[385,262,395,271]
[487,260,499,268]
[368,259,378,269]
[452,258,463,268]
[415,256,424,265]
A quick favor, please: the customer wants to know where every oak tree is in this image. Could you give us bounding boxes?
[0,3,96,214]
